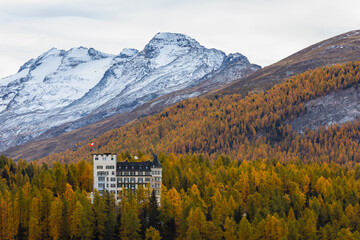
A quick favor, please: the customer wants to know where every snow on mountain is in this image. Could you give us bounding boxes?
[0,32,260,153]
[0,47,115,150]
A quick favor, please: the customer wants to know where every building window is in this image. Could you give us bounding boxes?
[98,177,105,181]
[106,166,114,169]
[130,178,135,183]
[95,157,99,160]
[111,177,116,181]
[110,184,116,188]
[145,178,150,182]
[138,178,143,183]
[98,183,105,188]
[111,157,114,160]
[97,166,103,169]
[97,171,108,176]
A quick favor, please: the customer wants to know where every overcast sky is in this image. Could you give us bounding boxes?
[1,0,360,78]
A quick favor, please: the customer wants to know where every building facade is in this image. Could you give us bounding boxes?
[92,153,162,202]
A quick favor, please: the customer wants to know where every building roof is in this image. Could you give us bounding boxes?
[92,153,116,156]
[117,160,152,171]
[151,154,162,168]
[116,154,162,170]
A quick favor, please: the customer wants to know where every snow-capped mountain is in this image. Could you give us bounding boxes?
[0,32,260,153]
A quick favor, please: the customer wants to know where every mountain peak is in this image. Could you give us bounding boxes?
[149,32,201,47]
[1,32,259,158]
[143,32,201,60]
[119,48,139,58]
[153,32,190,40]
[36,47,63,60]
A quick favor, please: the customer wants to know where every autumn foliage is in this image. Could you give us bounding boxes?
[3,153,360,239]
[2,61,360,238]
[39,61,360,165]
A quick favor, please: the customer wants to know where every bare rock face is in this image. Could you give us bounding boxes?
[291,84,360,133]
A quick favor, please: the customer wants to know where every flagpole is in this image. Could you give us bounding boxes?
[90,141,95,153]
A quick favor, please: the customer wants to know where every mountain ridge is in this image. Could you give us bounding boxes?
[6,30,360,161]
[0,32,259,155]
[211,29,360,97]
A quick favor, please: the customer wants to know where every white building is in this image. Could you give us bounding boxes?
[92,153,162,202]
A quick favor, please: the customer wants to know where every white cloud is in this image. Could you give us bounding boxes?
[1,0,360,78]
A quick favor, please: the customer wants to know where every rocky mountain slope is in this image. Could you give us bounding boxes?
[214,30,360,97]
[290,83,360,133]
[6,30,360,161]
[0,32,260,155]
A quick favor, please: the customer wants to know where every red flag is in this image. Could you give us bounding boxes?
[90,141,95,147]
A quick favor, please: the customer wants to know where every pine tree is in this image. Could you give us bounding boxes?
[28,198,42,240]
[145,226,161,240]
[120,203,141,240]
[238,216,253,240]
[79,195,94,240]
[189,227,201,240]
[49,197,63,240]
[93,191,106,240]
[149,190,160,229]
[104,192,117,240]
[224,217,237,240]
[70,201,82,239]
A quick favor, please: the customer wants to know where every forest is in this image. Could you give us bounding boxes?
[39,61,360,166]
[1,62,360,239]
[2,153,360,239]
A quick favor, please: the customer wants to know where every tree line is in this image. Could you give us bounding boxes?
[2,153,360,239]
